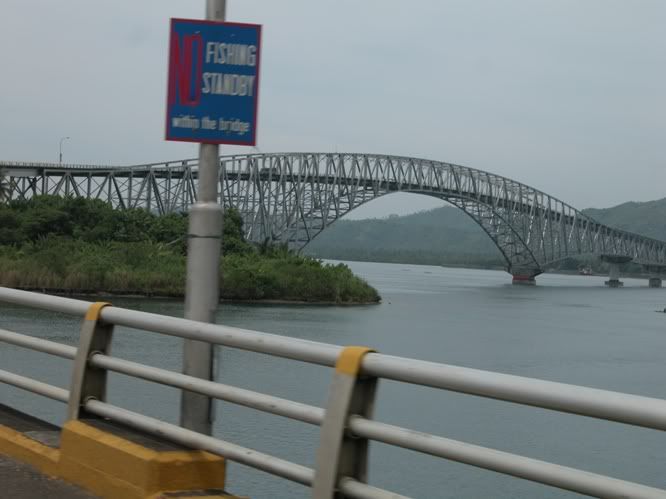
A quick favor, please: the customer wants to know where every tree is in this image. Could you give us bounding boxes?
[0,169,10,204]
[223,208,252,254]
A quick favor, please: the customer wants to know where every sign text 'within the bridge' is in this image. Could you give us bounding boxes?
[165,18,261,145]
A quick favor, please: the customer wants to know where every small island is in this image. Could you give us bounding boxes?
[0,196,380,304]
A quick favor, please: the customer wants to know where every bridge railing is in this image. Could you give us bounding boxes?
[0,160,125,170]
[1,286,666,498]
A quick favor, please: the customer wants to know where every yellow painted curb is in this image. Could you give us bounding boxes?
[59,455,144,499]
[60,420,160,489]
[0,424,59,476]
[60,420,226,498]
[0,420,230,499]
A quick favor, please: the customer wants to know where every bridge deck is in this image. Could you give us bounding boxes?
[0,454,98,498]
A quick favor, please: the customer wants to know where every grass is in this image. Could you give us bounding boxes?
[0,236,380,303]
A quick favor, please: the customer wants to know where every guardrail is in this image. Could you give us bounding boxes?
[0,158,205,172]
[0,160,125,170]
[1,286,666,498]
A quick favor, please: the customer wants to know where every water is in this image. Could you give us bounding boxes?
[2,262,666,498]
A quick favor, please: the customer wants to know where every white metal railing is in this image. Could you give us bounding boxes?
[1,286,666,498]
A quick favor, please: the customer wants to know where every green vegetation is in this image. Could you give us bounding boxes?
[306,199,666,274]
[583,200,666,241]
[306,206,504,268]
[0,170,10,203]
[0,196,380,304]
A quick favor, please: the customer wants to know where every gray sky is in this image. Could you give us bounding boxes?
[1,0,664,218]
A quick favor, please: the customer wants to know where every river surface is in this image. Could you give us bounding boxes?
[2,262,666,498]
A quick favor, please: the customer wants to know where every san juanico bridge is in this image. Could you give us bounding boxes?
[2,153,666,286]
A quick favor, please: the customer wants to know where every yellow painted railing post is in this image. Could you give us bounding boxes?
[67,302,113,420]
[312,346,377,498]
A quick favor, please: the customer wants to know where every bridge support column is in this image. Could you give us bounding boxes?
[601,255,632,288]
[643,265,665,288]
[511,268,541,286]
[605,263,622,288]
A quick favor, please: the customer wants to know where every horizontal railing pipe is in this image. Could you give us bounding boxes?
[338,478,410,499]
[85,401,402,499]
[90,354,325,425]
[99,307,342,367]
[0,328,77,359]
[0,369,69,403]
[4,288,666,431]
[348,416,666,499]
[360,355,666,432]
[0,288,89,316]
[0,287,341,365]
[84,400,315,486]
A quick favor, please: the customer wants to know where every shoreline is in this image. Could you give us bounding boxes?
[8,286,381,306]
[327,258,656,279]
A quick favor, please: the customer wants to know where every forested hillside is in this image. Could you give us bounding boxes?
[306,198,666,268]
[306,205,503,267]
[583,199,666,240]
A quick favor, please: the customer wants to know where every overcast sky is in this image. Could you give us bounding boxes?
[1,0,664,217]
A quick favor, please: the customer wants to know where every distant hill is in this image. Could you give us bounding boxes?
[305,205,503,267]
[582,199,666,241]
[305,198,666,267]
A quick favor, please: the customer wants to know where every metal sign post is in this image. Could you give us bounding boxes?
[165,0,261,434]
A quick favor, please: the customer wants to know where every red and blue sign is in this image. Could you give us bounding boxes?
[166,18,261,145]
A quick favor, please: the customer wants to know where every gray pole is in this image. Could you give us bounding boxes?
[180,0,226,435]
[59,136,70,166]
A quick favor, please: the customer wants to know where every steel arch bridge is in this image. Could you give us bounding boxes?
[2,153,666,277]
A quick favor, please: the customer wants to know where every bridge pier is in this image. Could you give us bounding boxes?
[642,265,665,288]
[605,263,622,288]
[601,255,632,288]
[511,268,541,286]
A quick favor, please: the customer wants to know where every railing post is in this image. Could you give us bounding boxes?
[312,346,377,498]
[67,302,113,420]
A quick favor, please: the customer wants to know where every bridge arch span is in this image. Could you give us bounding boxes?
[221,153,666,274]
[303,189,534,275]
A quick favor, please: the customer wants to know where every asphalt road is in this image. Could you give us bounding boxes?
[0,453,97,499]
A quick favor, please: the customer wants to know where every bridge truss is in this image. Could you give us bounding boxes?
[2,153,666,276]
